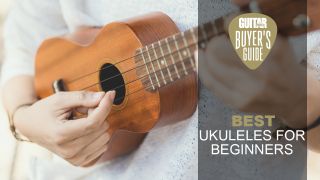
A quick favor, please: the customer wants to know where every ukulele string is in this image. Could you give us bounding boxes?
[109,62,196,110]
[74,61,196,118]
[81,48,196,94]
[68,29,200,84]
[108,1,299,112]
[56,0,295,85]
[79,41,199,90]
[70,1,299,117]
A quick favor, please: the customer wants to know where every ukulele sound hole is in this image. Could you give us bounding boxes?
[99,63,125,105]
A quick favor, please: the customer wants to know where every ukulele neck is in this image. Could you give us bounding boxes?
[134,15,228,91]
[134,0,318,91]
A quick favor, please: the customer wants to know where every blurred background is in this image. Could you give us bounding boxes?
[0,0,319,179]
[0,1,15,179]
[0,0,53,179]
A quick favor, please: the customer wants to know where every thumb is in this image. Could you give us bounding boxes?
[87,90,116,124]
[51,91,105,109]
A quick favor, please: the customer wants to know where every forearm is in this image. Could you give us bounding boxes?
[2,75,37,116]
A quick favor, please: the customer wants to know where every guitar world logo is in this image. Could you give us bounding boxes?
[228,13,277,70]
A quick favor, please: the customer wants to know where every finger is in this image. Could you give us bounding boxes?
[72,132,110,165]
[198,61,243,108]
[75,107,89,115]
[51,91,105,110]
[201,50,236,90]
[199,49,239,90]
[59,91,115,137]
[206,35,243,67]
[88,108,94,115]
[206,47,258,91]
[60,120,109,150]
[74,102,106,114]
[68,143,108,167]
[58,111,73,120]
[198,50,232,95]
[199,50,265,110]
[267,36,293,63]
[81,154,102,167]
[81,143,108,167]
[80,132,110,158]
[198,50,249,107]
[87,90,115,125]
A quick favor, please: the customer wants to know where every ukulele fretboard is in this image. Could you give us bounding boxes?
[134,16,226,91]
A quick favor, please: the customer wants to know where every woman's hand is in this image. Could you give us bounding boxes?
[13,90,115,167]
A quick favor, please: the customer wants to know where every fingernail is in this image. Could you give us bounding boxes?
[93,92,105,100]
[108,90,116,101]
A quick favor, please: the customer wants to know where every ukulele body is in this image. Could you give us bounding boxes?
[35,12,197,160]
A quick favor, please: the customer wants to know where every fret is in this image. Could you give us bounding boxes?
[139,49,155,90]
[134,53,149,90]
[188,28,198,69]
[173,34,188,75]
[182,31,195,70]
[145,58,187,90]
[165,38,181,79]
[158,41,173,82]
[168,36,187,78]
[145,46,160,88]
[190,28,199,50]
[148,44,166,87]
[151,43,167,85]
[132,13,231,91]
[133,13,231,91]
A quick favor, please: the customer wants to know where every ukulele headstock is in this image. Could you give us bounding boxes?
[245,0,320,36]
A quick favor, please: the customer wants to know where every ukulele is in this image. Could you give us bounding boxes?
[35,0,319,161]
